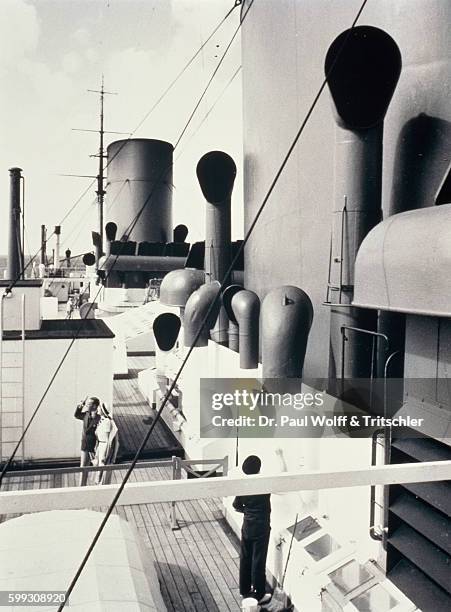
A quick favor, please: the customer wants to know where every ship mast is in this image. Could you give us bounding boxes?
[87,77,117,255]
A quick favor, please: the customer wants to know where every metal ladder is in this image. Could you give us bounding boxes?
[0,293,25,464]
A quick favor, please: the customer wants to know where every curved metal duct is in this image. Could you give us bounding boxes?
[184,282,221,348]
[232,290,260,369]
[261,286,313,378]
[160,268,205,307]
[196,151,236,344]
[325,26,401,382]
[153,312,181,351]
[222,284,243,352]
[223,286,260,368]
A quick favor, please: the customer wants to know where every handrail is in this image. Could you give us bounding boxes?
[2,461,450,516]
[1,459,175,478]
[1,456,229,480]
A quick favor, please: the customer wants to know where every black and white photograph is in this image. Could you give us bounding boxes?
[0,1,450,611]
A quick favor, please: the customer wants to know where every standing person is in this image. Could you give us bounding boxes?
[74,396,100,486]
[94,403,119,485]
[233,455,272,606]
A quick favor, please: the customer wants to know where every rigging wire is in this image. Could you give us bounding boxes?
[2,0,242,294]
[175,65,242,163]
[56,0,369,608]
[0,0,248,486]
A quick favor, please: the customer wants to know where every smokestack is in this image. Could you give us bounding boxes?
[325,26,401,383]
[106,139,173,243]
[196,151,236,344]
[7,167,23,280]
[53,226,61,270]
[40,224,47,265]
[261,286,313,378]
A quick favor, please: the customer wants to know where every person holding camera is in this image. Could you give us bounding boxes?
[74,396,101,486]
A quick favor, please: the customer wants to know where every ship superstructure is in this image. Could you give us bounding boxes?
[0,1,451,611]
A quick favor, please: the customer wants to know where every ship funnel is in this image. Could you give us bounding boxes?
[105,222,117,256]
[261,286,313,378]
[106,139,173,243]
[184,281,221,348]
[223,286,260,369]
[325,26,401,383]
[7,167,23,280]
[196,151,236,344]
[153,312,181,351]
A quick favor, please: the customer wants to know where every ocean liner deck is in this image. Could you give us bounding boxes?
[0,465,245,612]
[114,355,183,460]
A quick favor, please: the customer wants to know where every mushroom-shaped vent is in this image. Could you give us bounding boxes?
[82,253,96,266]
[173,224,189,243]
[153,313,181,351]
[159,268,205,307]
[91,231,102,248]
[105,222,118,242]
[325,26,401,129]
[196,151,236,204]
[262,286,313,378]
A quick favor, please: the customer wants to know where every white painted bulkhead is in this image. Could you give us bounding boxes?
[1,335,113,462]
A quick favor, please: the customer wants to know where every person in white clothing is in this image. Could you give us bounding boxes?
[95,403,119,485]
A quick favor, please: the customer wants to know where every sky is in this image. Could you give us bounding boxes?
[0,0,243,259]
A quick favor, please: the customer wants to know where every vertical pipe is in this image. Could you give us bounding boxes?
[329,125,382,381]
[7,167,23,280]
[325,26,401,387]
[196,151,236,345]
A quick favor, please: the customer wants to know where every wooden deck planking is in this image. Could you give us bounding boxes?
[113,356,183,459]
